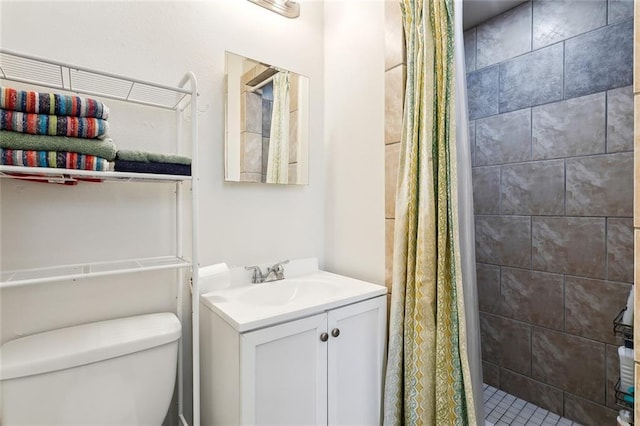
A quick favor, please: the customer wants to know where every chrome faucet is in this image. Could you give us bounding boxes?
[245,260,289,284]
[264,259,289,282]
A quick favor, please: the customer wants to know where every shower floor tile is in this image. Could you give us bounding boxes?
[483,384,580,426]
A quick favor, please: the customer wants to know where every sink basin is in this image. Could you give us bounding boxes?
[234,279,341,306]
[200,270,387,332]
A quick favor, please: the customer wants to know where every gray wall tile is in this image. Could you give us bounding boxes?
[241,131,263,173]
[475,108,531,166]
[532,0,607,50]
[564,392,618,425]
[477,2,532,69]
[565,20,633,99]
[500,368,564,415]
[481,313,532,375]
[473,166,501,214]
[565,276,631,344]
[261,137,269,175]
[565,152,633,217]
[483,361,500,388]
[607,218,633,283]
[532,216,606,278]
[608,0,634,24]
[464,28,477,73]
[532,92,606,160]
[532,327,605,403]
[469,120,476,165]
[499,43,563,113]
[500,160,565,215]
[467,0,633,415]
[262,99,272,136]
[607,85,633,153]
[477,262,501,314]
[468,65,499,119]
[605,344,621,409]
[476,215,532,268]
[245,92,263,133]
[501,267,564,330]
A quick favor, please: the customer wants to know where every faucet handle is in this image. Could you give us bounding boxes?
[245,265,264,283]
[273,259,290,268]
[270,259,289,279]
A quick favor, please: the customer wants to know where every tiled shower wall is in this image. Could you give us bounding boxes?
[240,67,301,183]
[466,1,634,425]
[384,0,405,292]
[241,64,269,182]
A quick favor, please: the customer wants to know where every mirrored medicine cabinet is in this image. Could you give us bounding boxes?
[224,51,310,185]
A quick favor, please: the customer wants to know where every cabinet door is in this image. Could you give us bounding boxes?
[240,313,328,425]
[327,296,387,425]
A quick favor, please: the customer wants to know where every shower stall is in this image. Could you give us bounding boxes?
[384,1,634,425]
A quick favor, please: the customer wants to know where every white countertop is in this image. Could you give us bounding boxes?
[199,269,387,332]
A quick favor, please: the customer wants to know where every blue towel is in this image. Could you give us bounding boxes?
[114,159,191,176]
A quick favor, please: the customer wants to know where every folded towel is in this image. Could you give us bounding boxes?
[1,148,110,171]
[0,109,109,139]
[116,149,191,165]
[0,131,117,161]
[114,159,191,176]
[1,87,109,119]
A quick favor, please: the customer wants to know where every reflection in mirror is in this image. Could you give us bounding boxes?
[225,52,309,185]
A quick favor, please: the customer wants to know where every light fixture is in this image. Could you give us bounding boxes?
[247,0,300,19]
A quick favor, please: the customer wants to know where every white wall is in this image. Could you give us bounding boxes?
[0,0,325,324]
[225,52,244,181]
[0,0,325,267]
[323,0,386,285]
[0,1,324,422]
[0,0,387,420]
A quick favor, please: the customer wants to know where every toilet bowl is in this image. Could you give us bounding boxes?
[0,312,181,425]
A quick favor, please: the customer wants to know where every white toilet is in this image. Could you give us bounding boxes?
[0,312,181,425]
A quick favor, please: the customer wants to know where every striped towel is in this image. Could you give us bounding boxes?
[1,148,110,171]
[1,87,109,119]
[0,109,109,139]
[0,131,117,161]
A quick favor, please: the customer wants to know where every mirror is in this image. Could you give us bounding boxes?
[225,52,309,185]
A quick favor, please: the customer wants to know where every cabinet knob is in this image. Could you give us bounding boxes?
[331,328,340,338]
[320,332,329,342]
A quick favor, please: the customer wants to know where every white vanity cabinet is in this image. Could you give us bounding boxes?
[241,313,328,425]
[200,294,387,426]
[326,296,387,425]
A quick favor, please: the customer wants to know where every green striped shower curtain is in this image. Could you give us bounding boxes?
[383,0,478,424]
[266,70,290,184]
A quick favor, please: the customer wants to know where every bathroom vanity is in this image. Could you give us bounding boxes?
[199,265,387,425]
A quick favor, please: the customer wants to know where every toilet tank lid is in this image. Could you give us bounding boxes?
[0,312,181,381]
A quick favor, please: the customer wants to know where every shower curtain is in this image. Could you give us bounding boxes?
[383,0,482,424]
[453,0,484,422]
[266,70,290,184]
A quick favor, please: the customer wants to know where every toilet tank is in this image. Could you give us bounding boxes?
[0,312,181,426]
